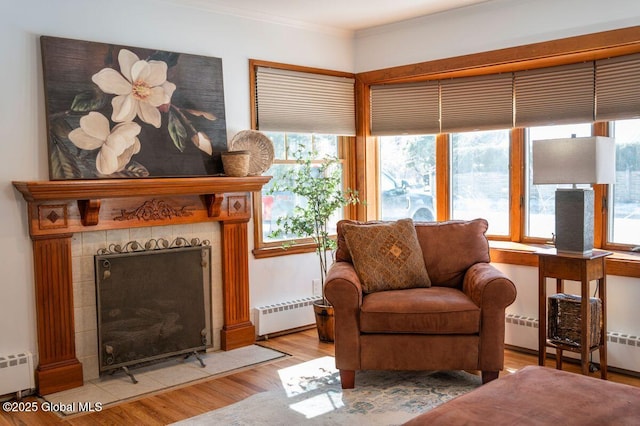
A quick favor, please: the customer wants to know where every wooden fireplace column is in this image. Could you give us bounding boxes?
[31,233,82,395]
[13,177,270,395]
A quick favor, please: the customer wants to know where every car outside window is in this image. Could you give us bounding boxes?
[379,135,436,222]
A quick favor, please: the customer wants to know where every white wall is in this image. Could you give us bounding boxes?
[354,0,640,72]
[2,0,639,375]
[0,0,352,358]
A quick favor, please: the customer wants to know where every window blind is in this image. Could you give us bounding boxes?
[514,62,594,127]
[441,73,513,133]
[596,53,640,121]
[255,66,355,135]
[370,82,439,135]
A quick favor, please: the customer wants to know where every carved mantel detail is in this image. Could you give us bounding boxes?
[113,199,194,221]
[13,176,270,395]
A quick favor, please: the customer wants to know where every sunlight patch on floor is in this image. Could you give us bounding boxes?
[289,390,345,419]
[277,356,339,398]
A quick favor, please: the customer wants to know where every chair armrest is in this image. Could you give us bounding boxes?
[463,263,516,310]
[463,262,517,371]
[325,261,363,308]
[325,261,363,371]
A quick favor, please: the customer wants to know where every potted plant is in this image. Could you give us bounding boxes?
[268,146,359,342]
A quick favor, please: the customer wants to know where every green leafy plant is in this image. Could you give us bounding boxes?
[268,146,360,304]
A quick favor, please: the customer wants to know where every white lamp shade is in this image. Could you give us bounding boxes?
[532,136,616,184]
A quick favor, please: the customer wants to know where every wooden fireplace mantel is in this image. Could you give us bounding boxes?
[12,176,270,395]
[13,176,270,201]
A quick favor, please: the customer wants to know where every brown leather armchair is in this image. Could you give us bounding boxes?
[325,218,517,389]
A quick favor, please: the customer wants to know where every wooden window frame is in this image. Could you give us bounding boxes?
[355,26,640,277]
[249,60,358,259]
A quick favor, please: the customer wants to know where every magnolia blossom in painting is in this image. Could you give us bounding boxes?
[92,49,176,128]
[68,112,141,175]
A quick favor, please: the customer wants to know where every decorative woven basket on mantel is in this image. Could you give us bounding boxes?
[548,293,602,347]
[221,150,251,177]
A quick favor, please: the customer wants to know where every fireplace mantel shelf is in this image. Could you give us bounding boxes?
[12,176,271,395]
[13,176,271,201]
[13,176,271,229]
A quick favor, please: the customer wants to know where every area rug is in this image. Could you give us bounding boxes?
[44,345,288,416]
[173,356,482,426]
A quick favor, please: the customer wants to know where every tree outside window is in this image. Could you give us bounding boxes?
[450,129,510,236]
[609,119,640,247]
[261,132,343,243]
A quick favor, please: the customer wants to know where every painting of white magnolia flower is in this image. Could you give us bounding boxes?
[92,49,177,129]
[41,36,228,179]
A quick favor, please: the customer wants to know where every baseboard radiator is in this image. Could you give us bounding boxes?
[0,352,35,398]
[254,297,320,336]
[506,313,640,348]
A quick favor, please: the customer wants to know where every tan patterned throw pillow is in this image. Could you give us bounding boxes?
[342,218,431,293]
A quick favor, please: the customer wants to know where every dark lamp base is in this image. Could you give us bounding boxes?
[555,188,594,255]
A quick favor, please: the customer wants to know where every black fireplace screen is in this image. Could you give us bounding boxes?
[95,241,211,373]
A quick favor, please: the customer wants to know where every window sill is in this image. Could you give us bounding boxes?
[489,241,640,278]
[254,239,640,277]
[252,242,318,259]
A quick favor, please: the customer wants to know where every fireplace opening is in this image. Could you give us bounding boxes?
[94,238,212,380]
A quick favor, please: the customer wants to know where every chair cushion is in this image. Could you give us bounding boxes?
[360,287,480,334]
[415,219,490,288]
[342,218,431,293]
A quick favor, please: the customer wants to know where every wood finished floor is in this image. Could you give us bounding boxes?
[1,329,638,426]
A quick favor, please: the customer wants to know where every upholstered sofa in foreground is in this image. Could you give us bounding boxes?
[404,365,640,425]
[325,218,516,389]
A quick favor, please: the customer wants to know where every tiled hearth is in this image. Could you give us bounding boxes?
[44,345,286,416]
[71,222,223,381]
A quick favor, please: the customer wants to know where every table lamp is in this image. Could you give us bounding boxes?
[532,136,616,255]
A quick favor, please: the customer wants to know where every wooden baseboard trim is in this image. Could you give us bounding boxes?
[221,323,256,350]
[36,360,83,396]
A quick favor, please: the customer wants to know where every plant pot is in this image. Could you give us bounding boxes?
[313,301,334,342]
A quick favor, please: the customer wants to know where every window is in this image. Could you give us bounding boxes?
[362,28,640,277]
[525,123,592,240]
[450,129,510,236]
[261,133,346,245]
[608,119,640,247]
[378,135,436,222]
[250,60,356,257]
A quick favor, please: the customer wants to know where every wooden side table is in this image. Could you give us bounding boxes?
[536,248,611,379]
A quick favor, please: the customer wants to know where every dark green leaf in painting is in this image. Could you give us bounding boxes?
[50,144,83,179]
[109,161,150,178]
[168,111,187,152]
[104,45,115,67]
[78,156,97,178]
[50,116,73,140]
[70,88,107,112]
[148,51,180,68]
[50,132,100,178]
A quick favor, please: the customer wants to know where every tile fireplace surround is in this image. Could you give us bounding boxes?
[12,176,270,395]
